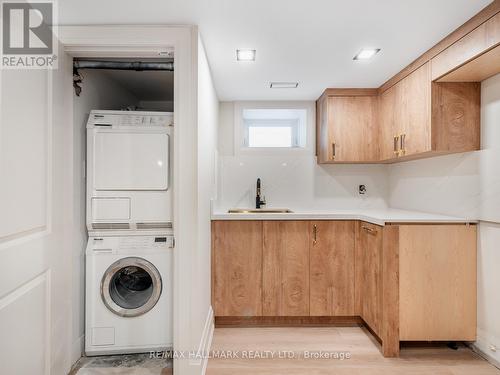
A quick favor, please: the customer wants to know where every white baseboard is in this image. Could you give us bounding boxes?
[469,329,500,369]
[189,305,214,373]
[201,306,214,375]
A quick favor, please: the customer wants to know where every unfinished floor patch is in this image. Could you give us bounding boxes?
[70,353,172,375]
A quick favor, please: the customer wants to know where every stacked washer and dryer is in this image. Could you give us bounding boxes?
[85,110,174,356]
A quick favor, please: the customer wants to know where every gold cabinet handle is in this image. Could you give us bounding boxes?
[362,225,377,235]
[400,133,406,155]
[313,224,317,244]
[393,135,400,155]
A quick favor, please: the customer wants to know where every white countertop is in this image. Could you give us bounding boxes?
[211,208,477,226]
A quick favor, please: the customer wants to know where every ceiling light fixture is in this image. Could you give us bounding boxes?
[353,48,381,60]
[270,82,299,89]
[236,49,256,61]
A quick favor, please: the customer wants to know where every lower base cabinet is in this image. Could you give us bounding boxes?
[211,219,477,357]
[310,221,355,316]
[397,225,477,341]
[263,221,310,316]
[356,221,477,357]
[211,220,263,317]
[355,221,383,335]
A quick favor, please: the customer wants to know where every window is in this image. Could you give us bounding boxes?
[242,109,307,148]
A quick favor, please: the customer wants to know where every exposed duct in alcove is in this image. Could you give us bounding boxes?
[73,60,174,71]
[72,59,174,96]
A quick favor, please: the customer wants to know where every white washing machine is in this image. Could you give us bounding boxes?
[85,235,173,356]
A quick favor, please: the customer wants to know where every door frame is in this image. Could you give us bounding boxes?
[58,25,199,374]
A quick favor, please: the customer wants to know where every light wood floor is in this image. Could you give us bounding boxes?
[206,327,500,375]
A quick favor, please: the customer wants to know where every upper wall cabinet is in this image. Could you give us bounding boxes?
[379,62,480,162]
[432,12,500,82]
[317,66,480,164]
[316,89,379,163]
[379,64,432,160]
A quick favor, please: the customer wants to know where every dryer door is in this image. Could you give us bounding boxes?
[101,257,162,317]
[93,131,169,191]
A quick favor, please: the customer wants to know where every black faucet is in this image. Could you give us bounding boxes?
[256,178,266,209]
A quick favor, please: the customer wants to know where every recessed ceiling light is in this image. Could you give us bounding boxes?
[236,49,256,61]
[270,82,299,89]
[353,48,381,60]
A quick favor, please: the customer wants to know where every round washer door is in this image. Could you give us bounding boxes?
[101,257,162,317]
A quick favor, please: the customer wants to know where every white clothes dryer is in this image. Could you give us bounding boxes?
[86,110,173,232]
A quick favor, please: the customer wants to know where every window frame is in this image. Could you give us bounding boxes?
[243,118,301,148]
[234,101,315,156]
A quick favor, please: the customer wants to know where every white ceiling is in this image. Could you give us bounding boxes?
[59,0,492,101]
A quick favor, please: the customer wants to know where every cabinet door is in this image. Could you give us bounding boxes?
[400,63,431,156]
[328,96,379,162]
[358,222,383,335]
[379,85,399,161]
[212,221,263,316]
[316,94,329,163]
[310,221,355,316]
[263,221,310,316]
[399,225,477,341]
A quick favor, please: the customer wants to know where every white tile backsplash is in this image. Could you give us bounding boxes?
[216,154,388,212]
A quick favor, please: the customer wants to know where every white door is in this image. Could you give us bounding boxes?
[0,45,74,374]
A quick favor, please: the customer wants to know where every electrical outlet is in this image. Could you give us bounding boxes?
[359,185,366,195]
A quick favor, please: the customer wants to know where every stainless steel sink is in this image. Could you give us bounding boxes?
[228,208,293,214]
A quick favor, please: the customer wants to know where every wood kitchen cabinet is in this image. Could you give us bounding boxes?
[355,222,477,357]
[310,221,355,316]
[378,83,399,160]
[212,220,477,358]
[397,225,477,341]
[378,62,480,162]
[355,221,383,335]
[319,65,480,164]
[379,64,431,160]
[431,11,500,81]
[211,220,263,316]
[263,221,310,316]
[316,89,379,163]
[398,63,432,157]
[212,220,356,318]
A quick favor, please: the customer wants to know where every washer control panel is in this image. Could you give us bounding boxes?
[90,236,174,252]
[119,236,174,250]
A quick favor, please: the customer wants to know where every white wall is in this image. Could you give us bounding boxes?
[71,70,147,363]
[139,100,174,112]
[388,152,480,218]
[190,35,219,373]
[388,73,500,364]
[479,75,500,224]
[477,221,500,365]
[215,102,389,212]
[476,74,500,365]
